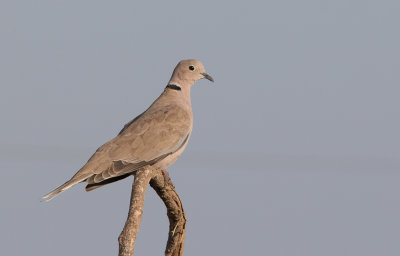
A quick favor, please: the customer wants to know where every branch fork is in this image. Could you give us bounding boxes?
[118,167,186,256]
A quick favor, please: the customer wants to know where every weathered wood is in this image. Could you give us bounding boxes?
[118,168,154,256]
[118,168,186,256]
[150,171,186,256]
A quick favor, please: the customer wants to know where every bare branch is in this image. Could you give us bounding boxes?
[150,171,186,256]
[118,168,186,256]
[118,168,155,256]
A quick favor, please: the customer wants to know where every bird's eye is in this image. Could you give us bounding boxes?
[189,65,195,71]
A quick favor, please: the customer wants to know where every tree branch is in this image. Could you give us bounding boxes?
[150,171,186,256]
[118,168,155,256]
[118,168,187,256]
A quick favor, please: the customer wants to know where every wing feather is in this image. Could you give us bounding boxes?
[78,105,191,187]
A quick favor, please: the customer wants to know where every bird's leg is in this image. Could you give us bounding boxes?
[161,169,171,186]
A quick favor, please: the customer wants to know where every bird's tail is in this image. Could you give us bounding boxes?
[42,178,82,202]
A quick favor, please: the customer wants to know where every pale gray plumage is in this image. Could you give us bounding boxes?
[43,59,213,201]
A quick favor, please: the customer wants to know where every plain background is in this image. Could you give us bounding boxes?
[1,1,399,255]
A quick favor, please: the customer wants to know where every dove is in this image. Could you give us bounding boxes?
[43,59,213,201]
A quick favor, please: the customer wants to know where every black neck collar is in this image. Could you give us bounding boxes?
[166,84,181,91]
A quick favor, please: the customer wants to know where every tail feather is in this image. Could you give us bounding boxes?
[42,178,83,202]
[85,173,132,192]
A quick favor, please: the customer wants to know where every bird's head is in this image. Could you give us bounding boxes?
[168,59,214,88]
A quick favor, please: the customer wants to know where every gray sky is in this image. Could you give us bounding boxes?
[1,1,399,255]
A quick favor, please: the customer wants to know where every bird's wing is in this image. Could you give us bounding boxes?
[72,104,192,183]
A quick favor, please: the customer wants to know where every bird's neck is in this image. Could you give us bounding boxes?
[150,83,192,112]
[170,85,191,108]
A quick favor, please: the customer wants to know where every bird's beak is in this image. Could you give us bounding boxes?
[201,72,214,82]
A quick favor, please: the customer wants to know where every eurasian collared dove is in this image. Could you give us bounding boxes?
[43,59,213,201]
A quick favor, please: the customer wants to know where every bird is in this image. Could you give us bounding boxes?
[42,59,214,201]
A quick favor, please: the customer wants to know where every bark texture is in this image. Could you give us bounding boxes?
[118,168,186,256]
[150,171,187,256]
[118,168,154,256]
